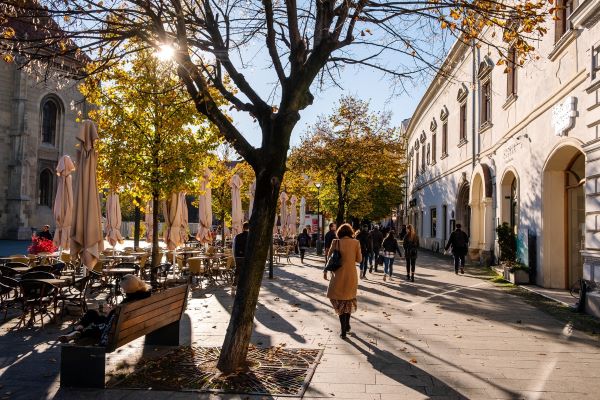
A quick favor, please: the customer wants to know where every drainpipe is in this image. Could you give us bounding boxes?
[471,39,479,170]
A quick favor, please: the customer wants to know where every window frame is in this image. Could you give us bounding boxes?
[430,207,437,238]
[506,46,518,99]
[459,102,467,144]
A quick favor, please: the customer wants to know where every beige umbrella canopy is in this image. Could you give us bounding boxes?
[230,174,243,236]
[180,192,189,244]
[70,120,104,270]
[105,192,125,247]
[53,155,75,250]
[163,192,185,251]
[279,191,288,238]
[288,195,298,237]
[144,199,153,243]
[299,197,306,232]
[196,168,213,244]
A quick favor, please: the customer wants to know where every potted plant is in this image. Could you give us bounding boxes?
[496,223,529,284]
[28,235,58,255]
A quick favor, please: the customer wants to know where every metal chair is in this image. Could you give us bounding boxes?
[0,282,16,321]
[0,265,20,277]
[17,280,58,328]
[29,264,53,273]
[59,275,90,315]
[20,271,55,280]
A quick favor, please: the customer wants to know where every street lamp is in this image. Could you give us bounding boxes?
[315,182,323,255]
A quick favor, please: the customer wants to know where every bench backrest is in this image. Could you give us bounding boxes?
[105,284,189,352]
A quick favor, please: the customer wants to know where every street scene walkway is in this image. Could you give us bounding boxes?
[2,251,600,399]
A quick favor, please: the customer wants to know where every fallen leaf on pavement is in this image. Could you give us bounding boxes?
[410,358,417,363]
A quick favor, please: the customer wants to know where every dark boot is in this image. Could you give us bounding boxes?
[411,274,415,282]
[345,313,351,333]
[339,314,347,338]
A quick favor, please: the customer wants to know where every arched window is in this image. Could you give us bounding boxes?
[39,169,53,207]
[41,98,59,144]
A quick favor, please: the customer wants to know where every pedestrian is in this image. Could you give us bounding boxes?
[323,223,362,339]
[324,223,337,260]
[37,225,53,241]
[369,225,383,273]
[381,230,401,282]
[445,223,469,274]
[355,225,370,279]
[232,222,249,286]
[402,224,420,282]
[297,228,311,263]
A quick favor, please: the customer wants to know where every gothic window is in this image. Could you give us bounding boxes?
[41,97,59,145]
[39,169,53,207]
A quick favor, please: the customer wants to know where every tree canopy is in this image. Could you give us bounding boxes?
[289,96,406,224]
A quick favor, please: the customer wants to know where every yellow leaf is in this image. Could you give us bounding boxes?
[2,54,14,63]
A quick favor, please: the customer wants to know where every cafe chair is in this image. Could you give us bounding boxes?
[17,280,59,328]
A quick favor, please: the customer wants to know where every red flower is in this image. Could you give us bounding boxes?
[28,236,57,255]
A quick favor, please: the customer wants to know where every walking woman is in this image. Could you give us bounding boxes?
[402,224,420,282]
[324,223,362,339]
[381,230,401,282]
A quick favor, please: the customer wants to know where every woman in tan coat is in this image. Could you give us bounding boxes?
[324,223,362,339]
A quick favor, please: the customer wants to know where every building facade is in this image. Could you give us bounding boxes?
[404,0,600,290]
[0,60,86,239]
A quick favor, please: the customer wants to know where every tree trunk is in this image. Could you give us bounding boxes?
[336,173,344,225]
[217,159,284,373]
[150,193,160,286]
[133,198,141,250]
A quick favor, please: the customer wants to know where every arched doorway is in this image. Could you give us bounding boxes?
[542,144,585,289]
[456,183,470,237]
[500,169,519,233]
[468,164,494,264]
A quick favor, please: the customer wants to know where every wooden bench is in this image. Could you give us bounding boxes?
[60,284,189,388]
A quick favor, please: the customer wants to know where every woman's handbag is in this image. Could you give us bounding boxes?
[324,240,342,272]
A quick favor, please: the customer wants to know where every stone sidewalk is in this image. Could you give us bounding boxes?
[2,251,600,399]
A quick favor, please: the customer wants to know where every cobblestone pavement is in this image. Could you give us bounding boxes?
[1,251,600,399]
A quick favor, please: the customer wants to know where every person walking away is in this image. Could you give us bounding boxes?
[324,223,361,339]
[381,230,401,281]
[369,225,383,273]
[355,226,370,279]
[232,222,249,286]
[297,228,311,263]
[324,223,337,261]
[445,224,469,274]
[402,224,420,282]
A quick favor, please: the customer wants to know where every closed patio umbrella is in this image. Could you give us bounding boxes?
[163,192,184,251]
[288,195,298,237]
[105,192,124,247]
[70,120,104,270]
[299,197,306,232]
[180,192,189,244]
[248,179,256,219]
[53,155,75,251]
[230,174,243,236]
[279,191,288,238]
[196,168,213,244]
[144,199,153,243]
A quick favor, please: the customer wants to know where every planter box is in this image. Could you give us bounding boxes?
[503,266,529,284]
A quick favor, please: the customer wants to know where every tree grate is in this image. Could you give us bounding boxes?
[108,345,323,396]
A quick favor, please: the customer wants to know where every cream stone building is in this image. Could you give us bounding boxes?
[0,59,86,239]
[404,0,600,295]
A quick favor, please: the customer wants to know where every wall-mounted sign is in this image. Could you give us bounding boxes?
[551,96,577,136]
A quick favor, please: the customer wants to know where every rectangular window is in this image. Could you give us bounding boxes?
[431,207,437,238]
[481,81,491,125]
[459,103,467,141]
[421,144,426,171]
[432,132,437,163]
[507,47,517,97]
[555,0,573,43]
[415,152,419,178]
[442,121,448,156]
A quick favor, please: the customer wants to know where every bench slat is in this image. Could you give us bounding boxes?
[119,298,185,332]
[120,294,186,322]
[115,308,182,348]
[120,286,187,318]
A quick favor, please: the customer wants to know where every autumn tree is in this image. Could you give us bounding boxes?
[81,45,219,276]
[289,96,405,225]
[1,0,554,372]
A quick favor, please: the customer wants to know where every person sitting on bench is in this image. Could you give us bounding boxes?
[58,274,151,343]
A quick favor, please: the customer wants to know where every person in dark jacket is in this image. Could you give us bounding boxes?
[398,225,408,241]
[297,228,311,263]
[369,226,384,273]
[402,224,420,282]
[233,222,249,285]
[37,225,53,241]
[355,226,370,279]
[58,274,151,343]
[381,230,401,281]
[445,224,469,274]
[324,223,337,260]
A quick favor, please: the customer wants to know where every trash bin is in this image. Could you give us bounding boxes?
[316,239,323,255]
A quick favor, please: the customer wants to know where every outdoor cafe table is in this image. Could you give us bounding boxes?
[11,266,31,273]
[179,249,203,267]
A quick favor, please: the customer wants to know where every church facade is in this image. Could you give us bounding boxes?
[0,60,86,239]
[404,0,600,291]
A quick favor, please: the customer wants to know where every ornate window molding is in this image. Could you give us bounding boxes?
[430,117,437,132]
[477,56,494,80]
[440,106,449,121]
[457,83,469,103]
